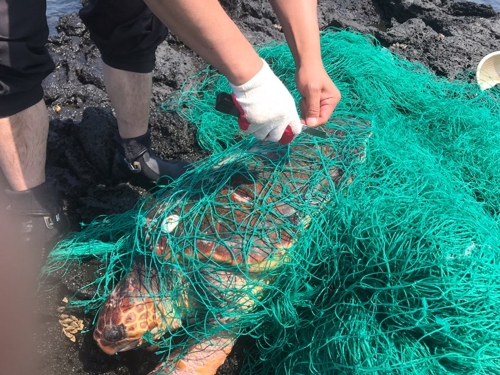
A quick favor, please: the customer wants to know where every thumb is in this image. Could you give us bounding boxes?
[303,87,321,127]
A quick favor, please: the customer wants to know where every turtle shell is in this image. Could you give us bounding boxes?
[143,120,370,273]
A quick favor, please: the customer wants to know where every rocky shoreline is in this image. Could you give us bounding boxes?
[30,1,499,374]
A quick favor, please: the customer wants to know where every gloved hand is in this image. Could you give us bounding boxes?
[229,59,302,144]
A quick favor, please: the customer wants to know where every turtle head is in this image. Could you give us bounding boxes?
[93,259,183,355]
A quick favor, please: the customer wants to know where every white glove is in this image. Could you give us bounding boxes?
[229,59,302,144]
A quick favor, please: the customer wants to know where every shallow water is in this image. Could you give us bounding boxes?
[470,0,500,9]
[47,0,81,35]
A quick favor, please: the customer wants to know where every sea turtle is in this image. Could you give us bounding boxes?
[93,118,370,375]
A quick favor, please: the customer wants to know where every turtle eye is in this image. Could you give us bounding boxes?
[102,324,127,342]
[161,215,180,233]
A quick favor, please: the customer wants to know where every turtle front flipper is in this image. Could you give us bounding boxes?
[150,332,236,375]
[149,269,254,375]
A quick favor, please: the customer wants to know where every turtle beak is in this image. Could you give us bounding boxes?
[97,343,120,356]
[94,336,143,355]
[97,340,142,355]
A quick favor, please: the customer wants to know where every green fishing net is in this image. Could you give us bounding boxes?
[45,29,500,374]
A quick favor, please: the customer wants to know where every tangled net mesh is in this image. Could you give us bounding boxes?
[45,29,500,374]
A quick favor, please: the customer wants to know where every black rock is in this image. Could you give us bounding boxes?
[35,1,500,374]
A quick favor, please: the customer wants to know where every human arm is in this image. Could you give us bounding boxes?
[143,0,263,85]
[269,0,341,127]
[144,0,303,143]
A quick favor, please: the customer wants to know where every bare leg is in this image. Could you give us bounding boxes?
[0,101,54,374]
[104,62,190,182]
[102,62,152,139]
[0,99,48,191]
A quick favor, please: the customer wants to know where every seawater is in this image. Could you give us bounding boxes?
[47,0,81,35]
[468,0,500,9]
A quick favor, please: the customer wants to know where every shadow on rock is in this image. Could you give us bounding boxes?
[79,330,159,375]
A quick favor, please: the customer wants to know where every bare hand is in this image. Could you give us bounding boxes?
[295,64,341,128]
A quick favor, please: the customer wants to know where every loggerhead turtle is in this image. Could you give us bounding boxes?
[92,118,370,375]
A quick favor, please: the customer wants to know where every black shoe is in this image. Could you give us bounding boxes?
[114,130,190,187]
[5,179,70,261]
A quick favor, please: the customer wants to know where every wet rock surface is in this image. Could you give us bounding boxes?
[18,0,497,374]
